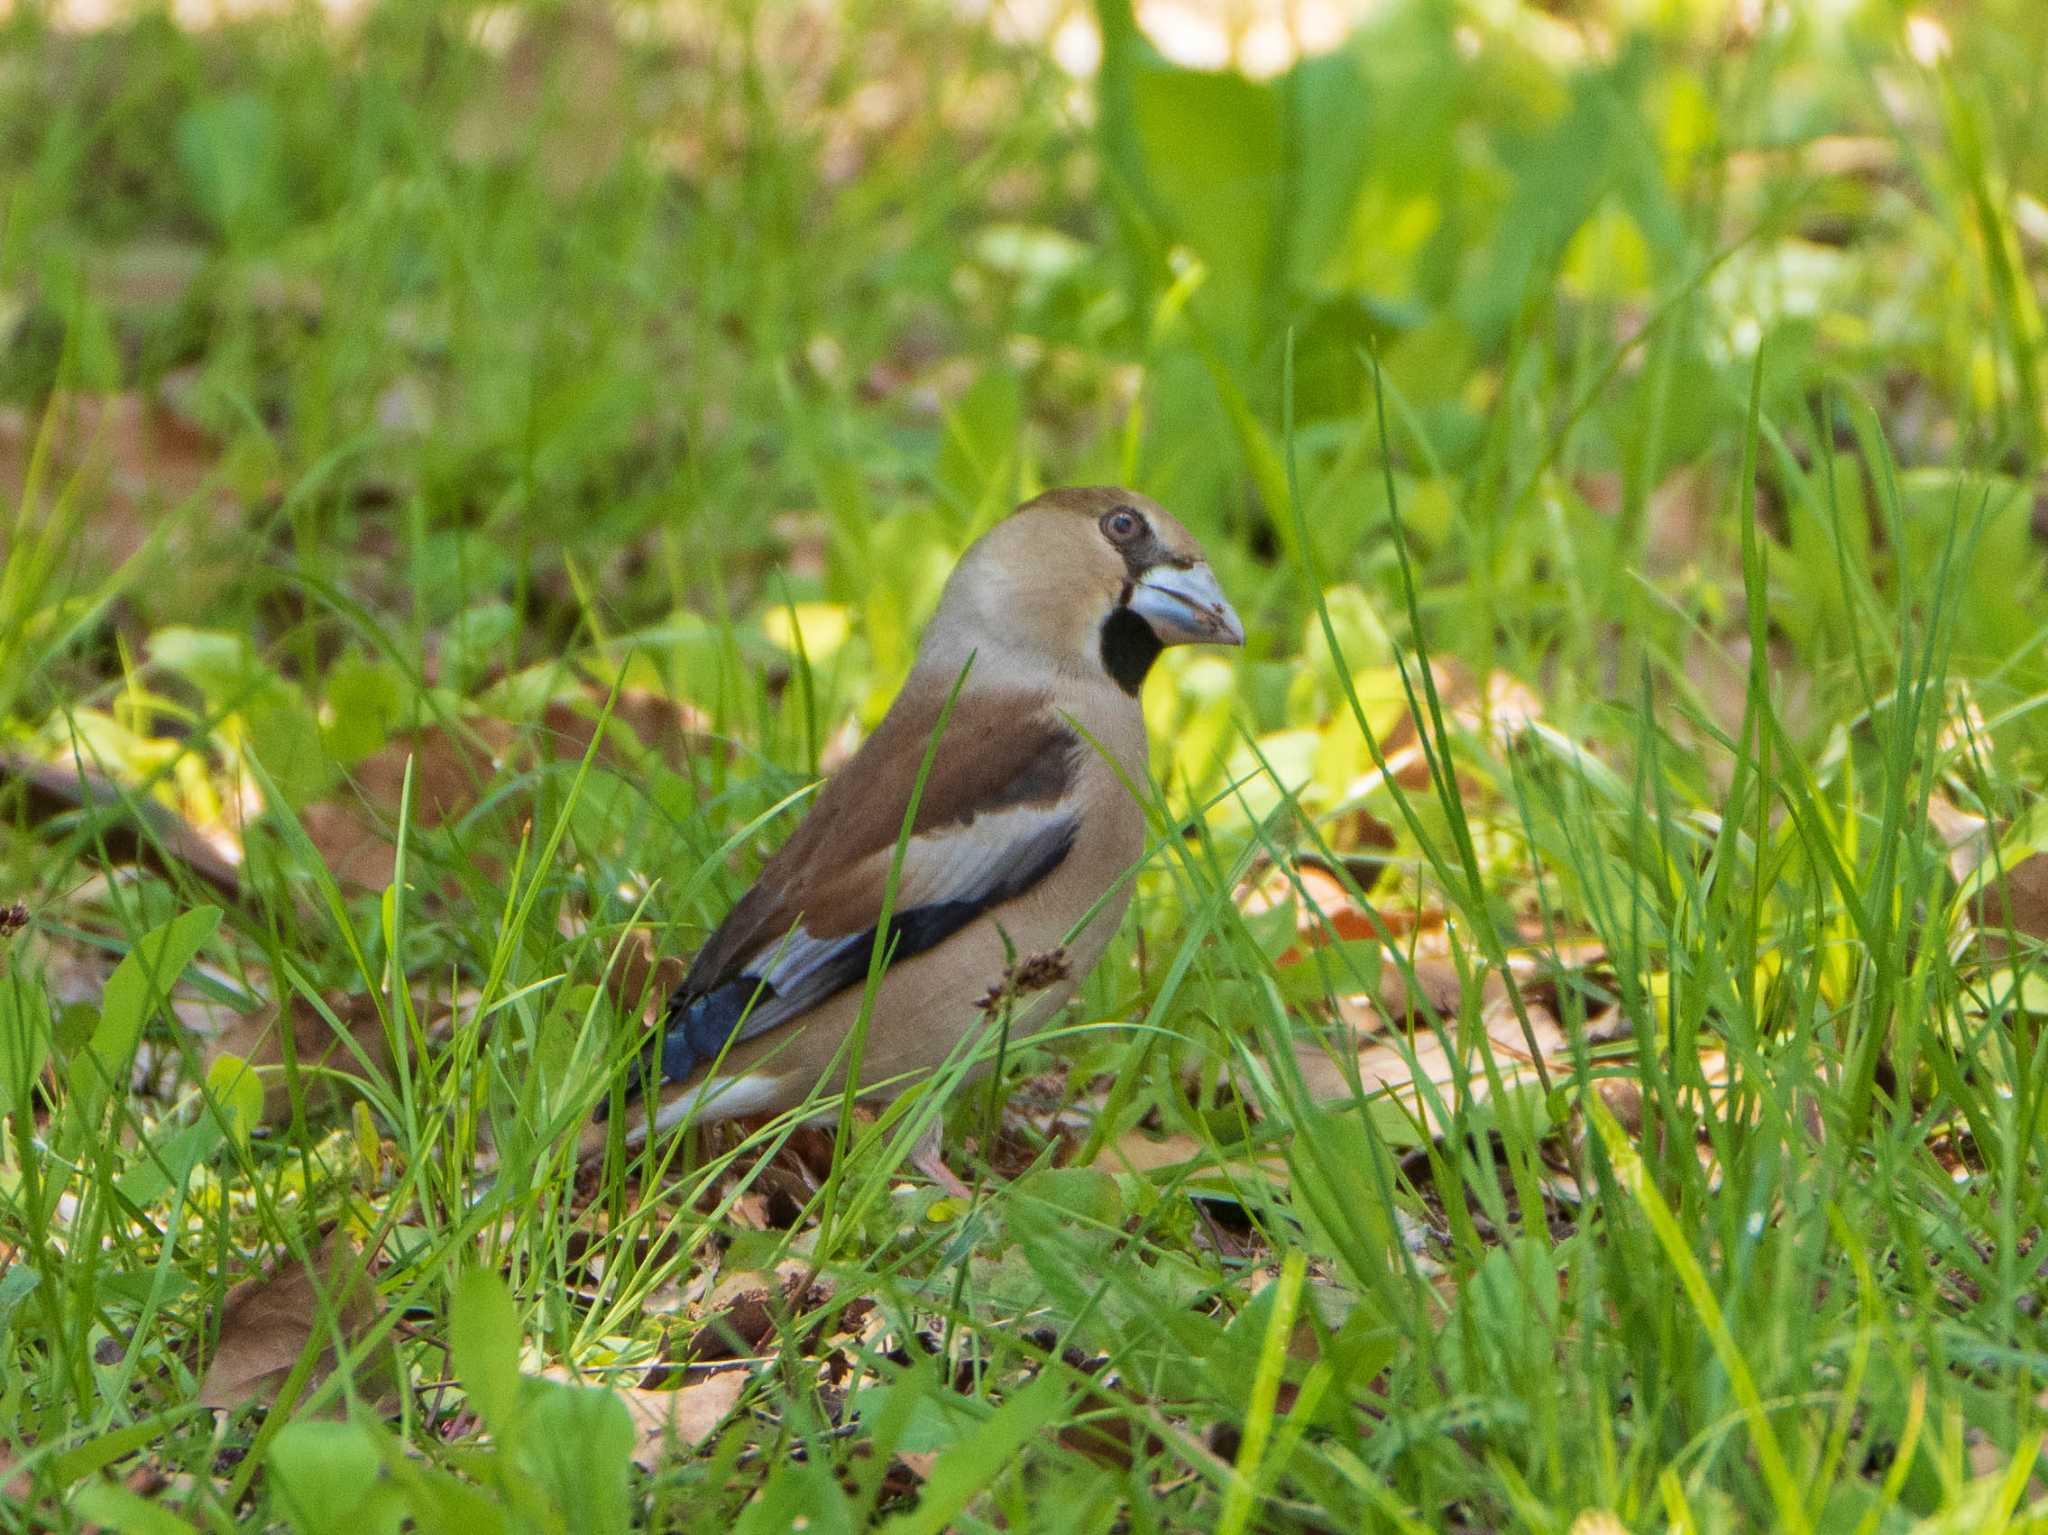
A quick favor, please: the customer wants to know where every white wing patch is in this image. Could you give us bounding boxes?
[730,804,1078,1043]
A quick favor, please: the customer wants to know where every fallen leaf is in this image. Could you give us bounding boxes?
[0,391,228,575]
[301,689,713,895]
[616,1368,748,1467]
[1092,1131,1209,1177]
[1239,859,1442,970]
[688,1264,827,1362]
[1927,794,1994,884]
[1090,1131,1287,1197]
[201,993,394,1126]
[1466,669,1544,747]
[536,687,720,775]
[1289,996,1575,1138]
[1971,854,2048,944]
[297,723,505,891]
[600,927,687,1027]
[196,1228,397,1415]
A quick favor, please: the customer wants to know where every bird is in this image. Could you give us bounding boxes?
[589,487,1243,1185]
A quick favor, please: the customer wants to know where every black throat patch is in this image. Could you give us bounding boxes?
[1099,606,1164,695]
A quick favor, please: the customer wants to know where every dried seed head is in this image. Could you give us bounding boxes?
[976,946,1071,1014]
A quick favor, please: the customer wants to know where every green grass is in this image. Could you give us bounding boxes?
[3,0,2048,1529]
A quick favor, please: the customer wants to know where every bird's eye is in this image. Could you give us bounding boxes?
[1101,507,1144,544]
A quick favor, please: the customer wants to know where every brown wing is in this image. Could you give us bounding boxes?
[685,687,1076,976]
[649,687,1082,1083]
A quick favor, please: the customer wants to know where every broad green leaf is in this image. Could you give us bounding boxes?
[268,1422,403,1535]
[1462,49,1681,347]
[935,367,1023,516]
[413,531,517,625]
[443,601,519,694]
[245,692,339,807]
[1132,66,1282,349]
[70,1479,199,1535]
[1012,1166,1124,1226]
[1283,1106,1399,1301]
[0,966,52,1121]
[174,92,286,243]
[450,1269,524,1442]
[1275,940,1384,1006]
[149,627,272,704]
[735,1460,857,1535]
[53,1001,97,1054]
[51,1415,182,1489]
[0,1263,40,1339]
[379,1462,507,1533]
[522,1379,635,1535]
[321,652,407,764]
[205,1052,263,1151]
[880,1369,1071,1534]
[1282,50,1379,292]
[92,907,223,1075]
[97,1266,193,1313]
[115,1117,225,1208]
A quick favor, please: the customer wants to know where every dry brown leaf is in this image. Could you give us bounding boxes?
[304,691,714,894]
[196,1228,397,1415]
[1455,670,1545,749]
[299,722,507,891]
[1289,998,1572,1137]
[1592,1076,1644,1138]
[617,1368,748,1467]
[1685,626,1814,745]
[1329,741,1431,837]
[201,993,394,1125]
[1239,860,1441,970]
[601,927,688,1028]
[1642,465,1714,573]
[1972,854,2048,945]
[537,689,719,774]
[1927,794,1995,884]
[1093,1131,1209,1177]
[772,510,830,583]
[0,392,228,574]
[1340,956,1474,1032]
[1090,1131,1287,1195]
[688,1263,828,1362]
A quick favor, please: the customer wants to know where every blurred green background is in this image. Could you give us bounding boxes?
[6,1,2048,1529]
[5,0,2044,812]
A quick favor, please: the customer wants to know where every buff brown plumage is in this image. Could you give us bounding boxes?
[590,488,1242,1164]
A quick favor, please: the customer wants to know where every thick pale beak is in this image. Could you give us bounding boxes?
[1127,562,1245,647]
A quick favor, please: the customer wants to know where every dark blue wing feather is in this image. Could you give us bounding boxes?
[650,814,1075,1086]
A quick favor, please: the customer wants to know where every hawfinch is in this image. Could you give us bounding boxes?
[596,487,1243,1164]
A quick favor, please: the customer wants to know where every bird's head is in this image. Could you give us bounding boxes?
[926,486,1245,693]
